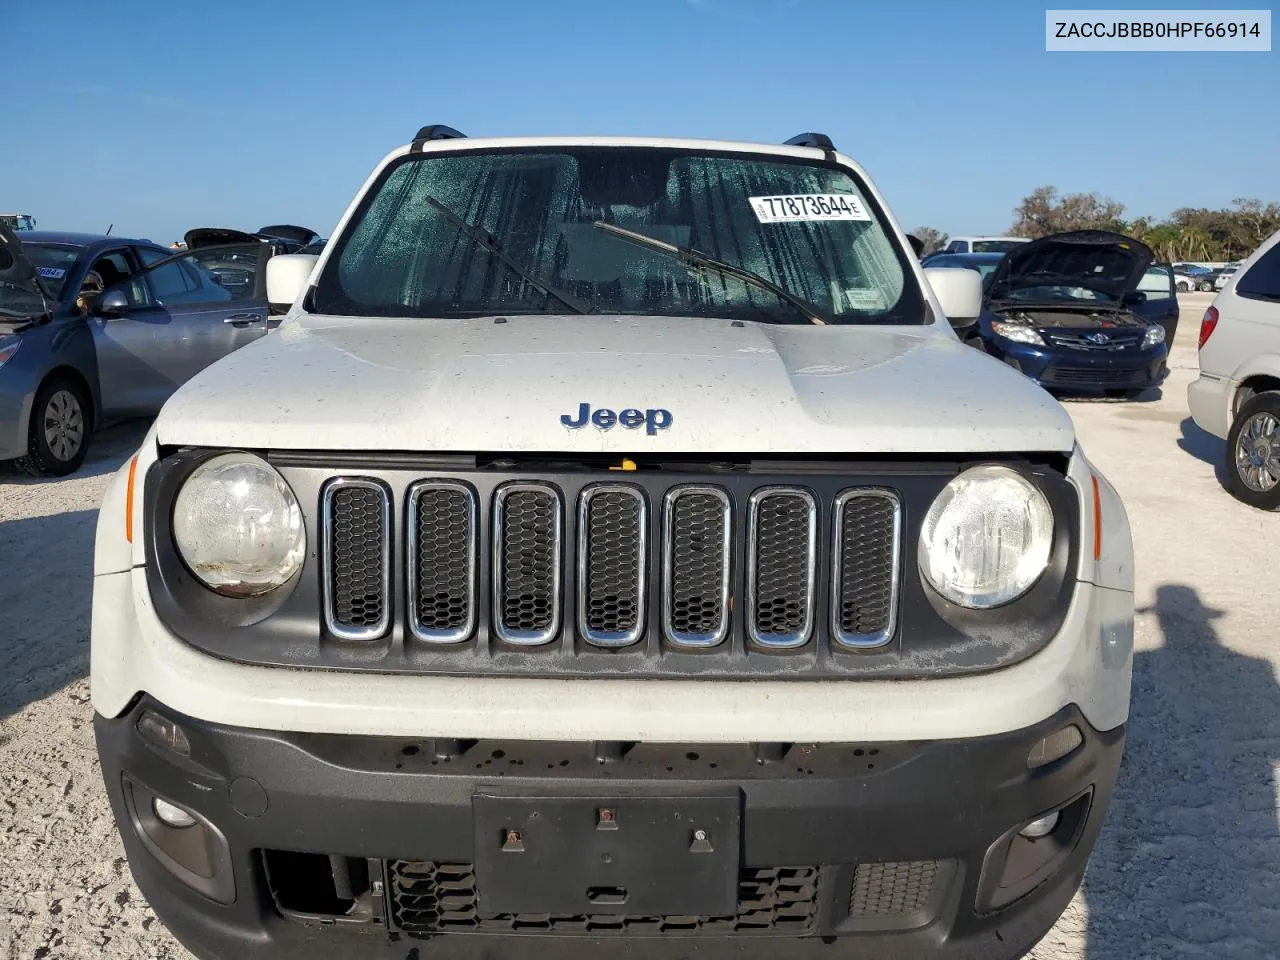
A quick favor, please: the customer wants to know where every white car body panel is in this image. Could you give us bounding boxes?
[1189,230,1280,440]
[151,314,1076,456]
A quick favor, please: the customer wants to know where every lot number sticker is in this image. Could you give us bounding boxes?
[37,267,65,279]
[750,194,871,223]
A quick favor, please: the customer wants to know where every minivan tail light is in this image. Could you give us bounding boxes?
[1198,306,1219,349]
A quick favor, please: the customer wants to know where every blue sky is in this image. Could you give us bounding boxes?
[4,0,1275,244]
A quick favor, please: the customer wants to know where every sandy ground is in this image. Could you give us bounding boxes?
[1,292,1277,959]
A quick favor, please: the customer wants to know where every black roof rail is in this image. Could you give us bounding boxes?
[784,132,835,151]
[410,125,467,149]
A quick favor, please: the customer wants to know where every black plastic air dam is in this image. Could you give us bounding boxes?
[95,696,1124,960]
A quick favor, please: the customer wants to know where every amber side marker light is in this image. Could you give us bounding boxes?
[1090,474,1102,561]
[125,455,139,543]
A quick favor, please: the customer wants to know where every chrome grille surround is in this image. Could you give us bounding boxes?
[320,477,392,641]
[406,480,477,644]
[577,484,648,648]
[491,482,562,646]
[830,489,901,649]
[662,485,732,648]
[745,487,817,649]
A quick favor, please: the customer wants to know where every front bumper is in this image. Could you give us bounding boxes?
[97,695,1124,960]
[984,339,1168,392]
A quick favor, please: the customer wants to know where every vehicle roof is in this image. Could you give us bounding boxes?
[949,235,1026,242]
[393,134,847,163]
[19,230,158,248]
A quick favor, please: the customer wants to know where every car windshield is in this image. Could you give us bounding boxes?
[16,243,79,298]
[315,147,924,325]
[971,240,1025,253]
[998,284,1119,304]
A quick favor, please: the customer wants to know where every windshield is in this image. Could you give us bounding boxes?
[971,240,1025,254]
[315,147,923,325]
[997,284,1118,304]
[17,243,79,297]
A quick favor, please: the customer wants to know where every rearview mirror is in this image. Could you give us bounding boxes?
[97,289,130,315]
[923,267,983,322]
[266,254,319,310]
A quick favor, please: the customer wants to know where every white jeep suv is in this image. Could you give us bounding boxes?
[91,127,1134,960]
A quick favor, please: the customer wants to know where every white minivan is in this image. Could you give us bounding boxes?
[1188,230,1280,509]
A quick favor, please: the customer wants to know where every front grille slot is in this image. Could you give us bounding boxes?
[831,490,900,648]
[322,479,391,641]
[578,485,647,647]
[662,486,731,647]
[849,860,940,919]
[492,483,562,645]
[387,861,819,936]
[746,488,817,648]
[407,482,476,643]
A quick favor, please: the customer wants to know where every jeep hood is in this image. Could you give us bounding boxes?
[154,315,1076,455]
[985,230,1154,303]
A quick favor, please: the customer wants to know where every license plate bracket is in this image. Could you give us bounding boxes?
[473,793,741,917]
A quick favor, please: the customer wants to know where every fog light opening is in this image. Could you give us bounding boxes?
[137,710,192,758]
[1018,811,1060,840]
[153,797,198,829]
[1026,725,1083,769]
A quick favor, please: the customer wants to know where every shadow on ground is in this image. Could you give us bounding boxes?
[0,509,99,719]
[1176,417,1228,486]
[1054,387,1164,405]
[1082,584,1280,959]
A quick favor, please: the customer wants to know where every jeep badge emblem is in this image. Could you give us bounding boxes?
[560,402,672,436]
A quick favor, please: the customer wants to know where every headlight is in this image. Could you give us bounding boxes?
[0,335,20,371]
[990,321,1044,346]
[172,452,305,597]
[919,465,1054,609]
[1142,324,1166,348]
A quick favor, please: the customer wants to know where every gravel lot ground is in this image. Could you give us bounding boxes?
[1,292,1277,959]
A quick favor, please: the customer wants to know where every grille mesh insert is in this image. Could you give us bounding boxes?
[411,485,474,639]
[835,494,898,643]
[326,483,387,635]
[749,492,814,645]
[387,861,819,936]
[849,860,939,918]
[582,489,644,642]
[496,487,559,639]
[665,490,729,643]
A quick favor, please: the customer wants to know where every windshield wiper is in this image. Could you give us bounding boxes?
[590,221,830,326]
[423,195,591,315]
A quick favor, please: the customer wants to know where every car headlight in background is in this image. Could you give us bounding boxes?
[0,335,20,371]
[172,452,305,597]
[1142,325,1166,348]
[919,465,1054,609]
[990,321,1044,346]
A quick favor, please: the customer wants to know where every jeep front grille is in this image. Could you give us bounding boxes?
[492,483,562,645]
[321,477,902,656]
[321,479,391,641]
[662,486,732,647]
[578,485,646,646]
[407,481,476,643]
[746,488,817,648]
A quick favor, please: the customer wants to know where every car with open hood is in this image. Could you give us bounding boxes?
[970,230,1171,399]
[91,126,1134,960]
[0,225,276,474]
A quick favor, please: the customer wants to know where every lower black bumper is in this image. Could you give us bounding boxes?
[95,696,1124,960]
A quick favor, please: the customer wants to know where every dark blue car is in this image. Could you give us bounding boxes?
[955,232,1172,399]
